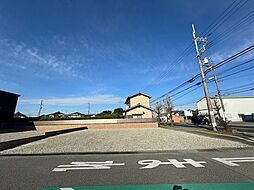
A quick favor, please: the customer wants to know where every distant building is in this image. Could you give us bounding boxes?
[67,112,83,118]
[45,111,65,118]
[184,110,193,117]
[197,96,254,122]
[172,110,185,123]
[184,110,194,123]
[124,92,153,118]
[160,110,192,123]
[159,113,167,122]
[0,90,20,120]
[14,112,27,119]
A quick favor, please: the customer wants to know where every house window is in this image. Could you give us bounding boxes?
[132,114,142,118]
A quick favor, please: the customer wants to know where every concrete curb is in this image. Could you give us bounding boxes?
[1,147,254,157]
[0,127,88,151]
[161,126,254,146]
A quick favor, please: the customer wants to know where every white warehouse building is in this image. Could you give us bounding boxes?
[197,96,254,122]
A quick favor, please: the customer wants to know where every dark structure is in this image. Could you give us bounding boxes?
[0,90,20,121]
[14,112,27,119]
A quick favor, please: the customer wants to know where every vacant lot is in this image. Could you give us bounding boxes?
[1,128,251,154]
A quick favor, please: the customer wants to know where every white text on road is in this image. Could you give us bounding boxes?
[138,159,206,169]
[53,161,125,172]
[52,156,254,172]
[212,157,254,166]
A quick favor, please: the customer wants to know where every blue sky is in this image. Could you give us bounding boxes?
[0,0,254,116]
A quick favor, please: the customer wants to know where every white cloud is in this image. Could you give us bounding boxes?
[24,48,75,74]
[19,94,124,106]
[210,40,254,63]
[0,37,79,77]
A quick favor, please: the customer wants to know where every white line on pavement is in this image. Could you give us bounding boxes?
[212,157,254,166]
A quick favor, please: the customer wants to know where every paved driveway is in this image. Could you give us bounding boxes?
[1,128,251,154]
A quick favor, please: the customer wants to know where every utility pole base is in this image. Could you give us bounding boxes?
[211,122,217,131]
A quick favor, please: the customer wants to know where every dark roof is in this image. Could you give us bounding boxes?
[124,92,151,104]
[46,111,64,116]
[68,112,83,115]
[14,112,27,117]
[124,103,153,112]
[0,90,20,97]
[172,110,184,113]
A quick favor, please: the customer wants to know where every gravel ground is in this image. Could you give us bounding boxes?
[1,128,251,154]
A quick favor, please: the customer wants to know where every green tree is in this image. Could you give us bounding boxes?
[113,108,123,117]
[99,110,112,115]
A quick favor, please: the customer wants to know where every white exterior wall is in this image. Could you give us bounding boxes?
[130,95,150,107]
[197,97,254,122]
[126,107,152,118]
[125,94,152,118]
[197,98,209,115]
[68,115,81,118]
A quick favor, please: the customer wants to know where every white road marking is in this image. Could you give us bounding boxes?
[138,159,206,169]
[60,188,74,190]
[52,156,254,172]
[212,157,254,166]
[53,161,125,172]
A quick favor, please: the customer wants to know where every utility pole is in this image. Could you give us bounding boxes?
[192,24,217,131]
[38,100,43,117]
[88,102,90,115]
[209,65,226,121]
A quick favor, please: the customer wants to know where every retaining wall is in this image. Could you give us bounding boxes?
[34,119,158,132]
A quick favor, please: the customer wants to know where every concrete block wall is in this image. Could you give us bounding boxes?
[34,119,158,132]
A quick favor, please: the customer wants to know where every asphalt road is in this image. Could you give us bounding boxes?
[1,147,254,190]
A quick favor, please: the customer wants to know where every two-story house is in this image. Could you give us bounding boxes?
[124,92,153,118]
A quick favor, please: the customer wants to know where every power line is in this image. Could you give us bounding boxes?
[223,82,254,91]
[150,73,201,104]
[216,58,254,76]
[151,81,202,106]
[211,82,254,95]
[210,11,254,41]
[152,61,254,109]
[207,44,254,72]
[219,64,254,80]
[174,101,197,107]
[223,87,254,96]
[142,42,195,91]
[219,71,254,82]
[223,85,254,93]
[207,11,254,50]
[207,0,249,36]
[171,82,201,98]
[172,85,202,102]
[203,0,249,36]
[152,44,254,105]
[144,1,250,93]
[201,0,240,35]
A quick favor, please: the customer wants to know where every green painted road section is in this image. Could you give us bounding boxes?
[39,182,254,190]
